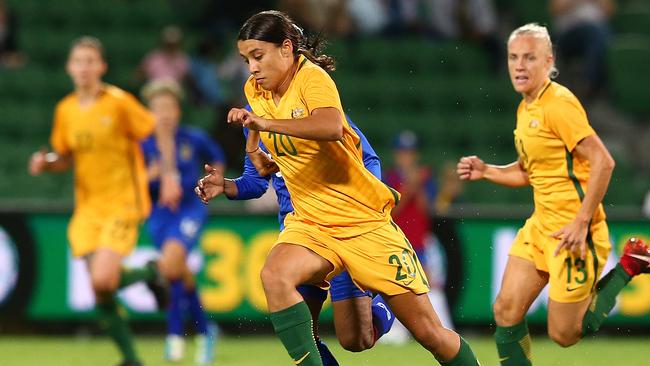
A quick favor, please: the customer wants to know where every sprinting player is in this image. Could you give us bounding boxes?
[28,36,181,366]
[141,80,224,365]
[197,107,395,365]
[204,11,481,366]
[456,23,650,366]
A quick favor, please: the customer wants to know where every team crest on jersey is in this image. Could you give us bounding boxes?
[180,143,193,161]
[291,107,305,119]
[529,119,539,128]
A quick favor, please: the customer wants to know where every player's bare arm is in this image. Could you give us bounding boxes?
[457,156,529,187]
[228,106,343,141]
[155,121,183,210]
[28,148,72,175]
[552,135,615,258]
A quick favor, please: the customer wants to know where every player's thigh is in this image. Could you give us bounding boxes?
[68,210,102,257]
[339,222,429,296]
[89,247,123,293]
[98,214,140,257]
[263,242,336,288]
[495,255,548,324]
[547,297,591,346]
[546,220,610,303]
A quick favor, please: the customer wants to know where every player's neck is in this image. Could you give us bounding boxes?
[523,79,551,105]
[76,83,103,107]
[273,60,299,102]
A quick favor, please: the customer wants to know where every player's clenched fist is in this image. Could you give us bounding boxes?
[227,108,270,131]
[456,155,486,181]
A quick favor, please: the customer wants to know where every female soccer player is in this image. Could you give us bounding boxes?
[141,80,224,364]
[457,23,650,366]
[214,11,480,366]
[197,108,395,365]
[28,36,181,366]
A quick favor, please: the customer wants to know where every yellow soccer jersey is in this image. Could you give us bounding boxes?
[513,81,606,235]
[244,56,398,237]
[50,85,154,218]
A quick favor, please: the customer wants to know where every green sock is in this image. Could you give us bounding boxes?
[495,320,532,366]
[582,264,631,336]
[442,337,480,366]
[119,263,156,288]
[269,301,323,366]
[96,298,139,363]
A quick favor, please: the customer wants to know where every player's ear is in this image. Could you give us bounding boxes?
[280,39,293,58]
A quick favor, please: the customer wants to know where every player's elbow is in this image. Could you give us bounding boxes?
[325,122,343,140]
[602,154,615,172]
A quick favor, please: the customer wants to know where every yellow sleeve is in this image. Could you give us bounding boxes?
[121,92,155,140]
[545,97,595,151]
[50,103,69,155]
[300,68,341,113]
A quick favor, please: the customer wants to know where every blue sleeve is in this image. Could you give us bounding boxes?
[231,127,272,200]
[348,117,382,180]
[140,136,158,165]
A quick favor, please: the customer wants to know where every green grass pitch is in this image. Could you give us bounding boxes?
[0,335,648,365]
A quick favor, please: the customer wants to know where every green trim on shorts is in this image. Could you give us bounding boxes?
[586,228,598,291]
[566,149,599,291]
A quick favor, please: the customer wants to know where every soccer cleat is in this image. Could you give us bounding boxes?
[371,295,395,343]
[315,337,339,366]
[145,260,170,310]
[164,334,185,362]
[195,322,219,365]
[620,237,650,276]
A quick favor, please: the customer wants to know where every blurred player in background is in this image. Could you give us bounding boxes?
[197,106,395,365]
[457,23,650,366]
[383,130,454,344]
[141,79,225,365]
[210,10,481,366]
[28,36,182,366]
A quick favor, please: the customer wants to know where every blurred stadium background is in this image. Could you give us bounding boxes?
[0,0,649,365]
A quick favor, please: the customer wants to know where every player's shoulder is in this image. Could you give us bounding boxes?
[56,92,77,111]
[297,58,332,83]
[541,82,583,111]
[103,84,137,102]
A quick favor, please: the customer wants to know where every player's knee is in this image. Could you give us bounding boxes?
[548,326,580,348]
[493,295,525,325]
[260,262,293,294]
[159,255,184,281]
[91,273,118,294]
[338,331,373,352]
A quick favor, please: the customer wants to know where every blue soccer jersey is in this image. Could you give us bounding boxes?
[142,126,225,248]
[231,106,380,301]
